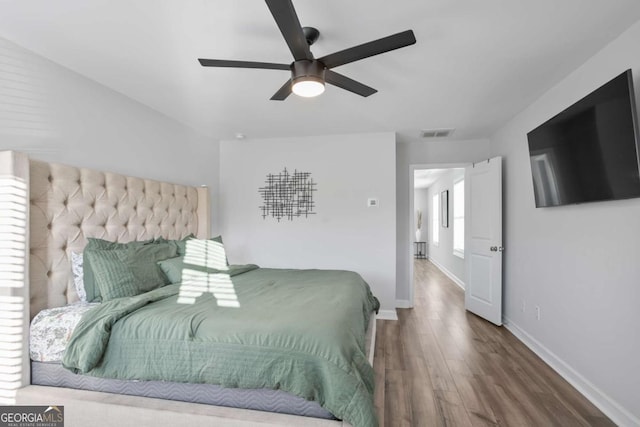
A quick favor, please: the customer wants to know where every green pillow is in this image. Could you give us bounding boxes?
[83,238,153,302]
[174,235,223,257]
[157,257,183,284]
[156,256,212,284]
[86,243,177,301]
[158,259,257,284]
[158,237,228,284]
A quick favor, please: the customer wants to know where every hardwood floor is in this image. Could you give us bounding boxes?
[374,260,614,427]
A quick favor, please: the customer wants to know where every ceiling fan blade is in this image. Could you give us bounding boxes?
[319,30,416,69]
[325,70,377,97]
[198,59,290,70]
[270,79,292,101]
[265,0,313,61]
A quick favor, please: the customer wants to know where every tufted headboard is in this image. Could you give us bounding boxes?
[28,158,210,318]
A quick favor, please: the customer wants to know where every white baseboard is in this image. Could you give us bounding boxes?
[504,316,640,427]
[429,258,465,290]
[376,309,398,321]
[395,299,412,308]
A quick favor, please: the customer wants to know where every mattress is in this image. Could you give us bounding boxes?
[31,361,335,419]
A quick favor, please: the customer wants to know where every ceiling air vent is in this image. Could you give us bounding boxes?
[420,128,455,138]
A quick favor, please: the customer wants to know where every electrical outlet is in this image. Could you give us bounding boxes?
[535,306,541,320]
[521,300,526,313]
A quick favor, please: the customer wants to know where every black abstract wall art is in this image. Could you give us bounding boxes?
[258,168,317,221]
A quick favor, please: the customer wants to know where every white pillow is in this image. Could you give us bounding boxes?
[70,251,87,302]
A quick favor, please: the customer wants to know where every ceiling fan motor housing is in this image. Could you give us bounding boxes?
[302,27,320,46]
[291,60,326,86]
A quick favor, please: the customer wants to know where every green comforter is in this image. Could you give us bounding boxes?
[63,266,380,427]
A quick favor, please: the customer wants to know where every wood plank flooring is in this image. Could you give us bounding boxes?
[374,260,614,427]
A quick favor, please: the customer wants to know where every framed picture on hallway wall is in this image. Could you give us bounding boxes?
[441,190,449,228]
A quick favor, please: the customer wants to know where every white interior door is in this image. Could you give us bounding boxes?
[464,157,503,326]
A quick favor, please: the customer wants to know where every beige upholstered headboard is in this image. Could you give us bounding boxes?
[28,158,210,318]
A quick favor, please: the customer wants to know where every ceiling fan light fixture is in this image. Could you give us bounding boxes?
[291,60,326,98]
[292,77,325,97]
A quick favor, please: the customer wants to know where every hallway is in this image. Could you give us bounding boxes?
[374,260,613,426]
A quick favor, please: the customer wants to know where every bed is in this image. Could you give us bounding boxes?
[0,151,378,427]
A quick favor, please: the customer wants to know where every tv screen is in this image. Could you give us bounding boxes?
[527,69,640,207]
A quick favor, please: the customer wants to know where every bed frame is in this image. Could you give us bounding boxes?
[0,151,373,426]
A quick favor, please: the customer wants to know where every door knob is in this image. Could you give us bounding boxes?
[498,246,505,252]
[490,246,498,252]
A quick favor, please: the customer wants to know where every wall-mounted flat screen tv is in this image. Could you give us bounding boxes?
[527,69,640,207]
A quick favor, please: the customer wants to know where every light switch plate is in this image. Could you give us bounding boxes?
[367,198,379,207]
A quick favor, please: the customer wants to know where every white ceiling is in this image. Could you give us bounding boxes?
[1,1,639,142]
[415,168,449,189]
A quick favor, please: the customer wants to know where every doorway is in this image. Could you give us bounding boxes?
[408,158,504,326]
[408,163,468,307]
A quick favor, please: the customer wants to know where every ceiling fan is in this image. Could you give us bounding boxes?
[198,0,416,100]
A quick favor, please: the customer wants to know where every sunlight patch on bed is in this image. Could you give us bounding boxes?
[177,270,239,307]
[183,239,228,271]
[177,238,239,307]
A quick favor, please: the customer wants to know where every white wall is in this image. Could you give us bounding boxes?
[396,139,490,303]
[0,37,220,232]
[219,133,397,313]
[489,20,640,425]
[425,169,465,285]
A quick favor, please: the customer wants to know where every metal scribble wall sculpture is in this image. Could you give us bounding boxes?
[258,168,317,221]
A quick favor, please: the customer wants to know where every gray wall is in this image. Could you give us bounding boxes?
[396,139,490,303]
[219,133,397,314]
[426,169,465,285]
[489,20,640,425]
[0,37,220,232]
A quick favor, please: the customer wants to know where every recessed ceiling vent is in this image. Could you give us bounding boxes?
[420,128,455,138]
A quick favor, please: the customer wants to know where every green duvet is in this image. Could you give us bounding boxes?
[63,266,380,427]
